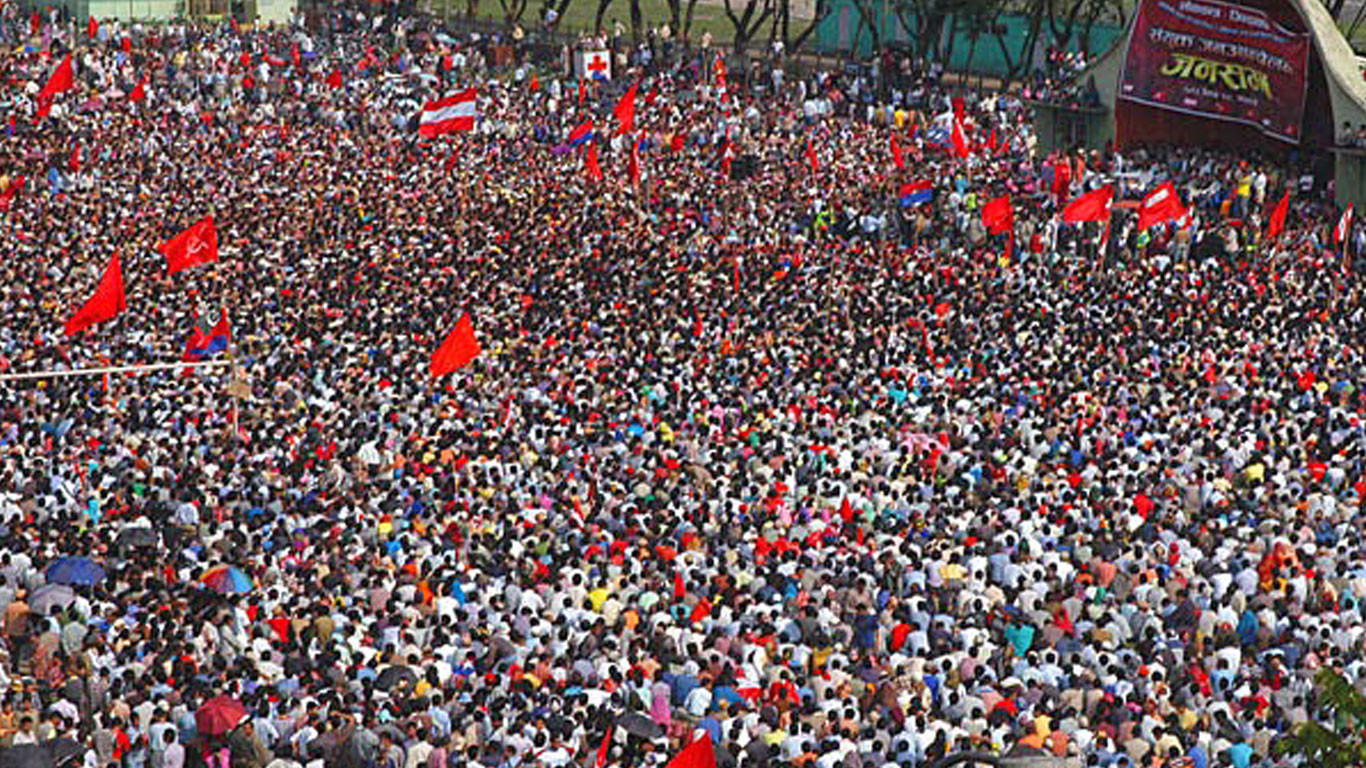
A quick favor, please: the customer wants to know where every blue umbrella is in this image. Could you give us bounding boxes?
[45,557,105,586]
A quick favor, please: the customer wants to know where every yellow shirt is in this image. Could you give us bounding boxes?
[588,587,610,611]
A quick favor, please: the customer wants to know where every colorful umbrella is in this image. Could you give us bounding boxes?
[200,566,252,594]
[44,557,105,586]
[195,695,246,736]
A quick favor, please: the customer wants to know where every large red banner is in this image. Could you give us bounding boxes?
[1119,0,1310,142]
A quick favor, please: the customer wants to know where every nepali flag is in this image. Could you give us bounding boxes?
[899,180,932,207]
[418,89,477,137]
[1336,203,1353,245]
[186,310,231,357]
[568,120,595,147]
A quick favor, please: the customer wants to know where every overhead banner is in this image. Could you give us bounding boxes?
[1119,0,1310,142]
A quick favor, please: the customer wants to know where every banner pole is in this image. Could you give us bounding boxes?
[0,359,233,382]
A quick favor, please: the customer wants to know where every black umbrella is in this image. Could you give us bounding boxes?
[115,528,158,550]
[0,744,53,768]
[374,666,417,692]
[44,739,80,768]
[615,712,664,740]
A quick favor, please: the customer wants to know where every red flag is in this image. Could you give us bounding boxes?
[627,137,640,187]
[68,145,80,173]
[595,728,612,768]
[0,176,26,212]
[670,133,686,153]
[578,78,586,105]
[129,78,147,102]
[87,15,98,38]
[614,82,637,135]
[982,195,1014,234]
[1267,190,1289,240]
[29,11,38,35]
[528,73,539,92]
[1336,203,1354,245]
[291,43,301,69]
[805,140,818,173]
[121,36,132,54]
[1136,183,1187,231]
[585,142,604,182]
[673,571,686,599]
[41,55,74,99]
[890,132,904,170]
[714,57,728,93]
[951,118,969,159]
[952,97,964,124]
[665,733,717,768]
[160,216,219,275]
[430,313,481,377]
[1062,186,1114,223]
[326,70,342,89]
[64,253,126,336]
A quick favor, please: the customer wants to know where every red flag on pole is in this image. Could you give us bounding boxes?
[594,728,613,768]
[890,132,904,170]
[951,118,969,159]
[529,73,540,92]
[430,313,481,377]
[627,136,641,187]
[1136,183,1187,231]
[1336,203,1354,245]
[87,16,98,38]
[1062,186,1114,223]
[68,145,80,173]
[41,55,74,99]
[665,733,717,768]
[614,82,637,135]
[982,195,1014,234]
[585,142,603,182]
[0,176,25,212]
[160,216,220,275]
[64,253,126,336]
[326,71,342,89]
[805,140,818,173]
[1267,190,1289,240]
[129,78,147,102]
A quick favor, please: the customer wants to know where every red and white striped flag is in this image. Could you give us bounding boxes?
[1336,203,1353,245]
[418,89,477,137]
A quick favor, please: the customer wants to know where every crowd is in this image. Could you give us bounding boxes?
[0,2,1359,768]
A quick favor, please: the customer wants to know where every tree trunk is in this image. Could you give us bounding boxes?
[630,0,642,44]
[594,0,614,34]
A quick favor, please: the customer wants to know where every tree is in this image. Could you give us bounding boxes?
[891,0,950,63]
[847,0,881,56]
[992,0,1046,89]
[540,0,576,28]
[724,0,776,54]
[782,0,829,54]
[497,0,530,25]
[630,0,643,43]
[593,0,615,34]
[1275,668,1366,768]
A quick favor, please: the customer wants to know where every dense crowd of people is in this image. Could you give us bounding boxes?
[0,2,1360,768]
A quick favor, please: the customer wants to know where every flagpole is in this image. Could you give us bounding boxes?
[0,359,233,381]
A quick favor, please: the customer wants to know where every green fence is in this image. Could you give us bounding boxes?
[814,1,1125,78]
